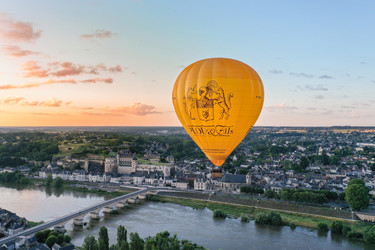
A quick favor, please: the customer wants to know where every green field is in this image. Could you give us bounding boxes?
[56,142,88,157]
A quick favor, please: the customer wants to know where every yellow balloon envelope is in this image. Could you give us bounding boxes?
[172,58,264,166]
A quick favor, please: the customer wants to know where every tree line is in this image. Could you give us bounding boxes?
[82,225,205,250]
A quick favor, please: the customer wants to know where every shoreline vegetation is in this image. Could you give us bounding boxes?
[148,194,375,244]
[0,173,130,198]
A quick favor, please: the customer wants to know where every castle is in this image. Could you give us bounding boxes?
[105,149,172,177]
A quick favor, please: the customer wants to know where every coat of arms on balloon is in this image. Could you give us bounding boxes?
[184,80,233,122]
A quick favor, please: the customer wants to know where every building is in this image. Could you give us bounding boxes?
[219,173,249,193]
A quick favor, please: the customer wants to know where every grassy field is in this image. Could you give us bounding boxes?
[56,143,88,157]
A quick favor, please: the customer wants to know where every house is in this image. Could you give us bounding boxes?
[194,174,211,191]
[219,173,248,193]
[52,243,75,250]
[175,178,188,190]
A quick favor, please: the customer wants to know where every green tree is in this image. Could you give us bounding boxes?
[129,232,144,250]
[345,179,369,211]
[35,231,45,243]
[45,235,58,248]
[57,234,64,244]
[42,229,51,242]
[53,177,64,188]
[83,236,98,250]
[347,178,365,187]
[64,234,72,243]
[118,240,129,250]
[46,174,53,187]
[317,223,329,233]
[117,225,127,246]
[264,190,278,199]
[330,221,343,234]
[300,156,309,169]
[321,151,329,165]
[342,225,352,236]
[213,209,227,218]
[99,226,109,250]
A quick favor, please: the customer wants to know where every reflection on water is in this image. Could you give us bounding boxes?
[0,184,373,250]
[0,184,109,222]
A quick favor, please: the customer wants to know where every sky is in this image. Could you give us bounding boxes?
[0,0,374,126]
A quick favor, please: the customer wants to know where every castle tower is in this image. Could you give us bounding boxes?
[105,156,117,173]
[131,155,138,173]
[246,172,251,185]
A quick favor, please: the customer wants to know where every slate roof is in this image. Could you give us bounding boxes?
[221,173,246,184]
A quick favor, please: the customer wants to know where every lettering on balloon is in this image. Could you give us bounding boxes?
[187,125,234,136]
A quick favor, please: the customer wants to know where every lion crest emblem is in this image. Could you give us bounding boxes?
[183,80,233,122]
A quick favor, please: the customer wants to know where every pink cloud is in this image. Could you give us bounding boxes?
[0,13,41,42]
[81,78,113,84]
[81,29,113,40]
[2,97,25,104]
[22,61,49,78]
[0,79,77,89]
[108,65,122,72]
[265,103,298,112]
[39,98,63,107]
[50,62,85,77]
[3,45,39,57]
[111,103,160,116]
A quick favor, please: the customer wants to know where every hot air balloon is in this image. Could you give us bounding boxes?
[172,58,264,166]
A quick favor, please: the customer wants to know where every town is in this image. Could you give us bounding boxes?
[1,127,374,197]
[1,126,375,248]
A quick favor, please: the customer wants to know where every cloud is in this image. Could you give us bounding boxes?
[360,61,367,65]
[3,45,39,57]
[269,69,283,74]
[372,80,375,83]
[319,74,334,79]
[0,13,42,42]
[110,103,161,116]
[109,65,122,72]
[21,61,124,78]
[81,29,113,40]
[50,62,85,77]
[2,97,24,104]
[0,77,114,90]
[39,98,63,107]
[1,97,66,107]
[0,79,77,89]
[22,61,49,78]
[32,112,70,116]
[265,103,298,112]
[296,84,328,91]
[289,72,314,78]
[314,95,325,100]
[81,78,113,84]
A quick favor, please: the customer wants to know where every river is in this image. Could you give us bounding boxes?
[0,184,372,250]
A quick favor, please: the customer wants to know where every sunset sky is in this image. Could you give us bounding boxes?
[1,1,374,126]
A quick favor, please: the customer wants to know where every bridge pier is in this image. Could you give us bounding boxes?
[54,225,66,233]
[128,197,139,204]
[89,211,101,220]
[73,218,84,226]
[116,201,128,209]
[103,206,114,214]
[138,194,146,200]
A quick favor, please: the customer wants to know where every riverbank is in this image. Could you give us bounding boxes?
[28,178,136,197]
[155,193,374,237]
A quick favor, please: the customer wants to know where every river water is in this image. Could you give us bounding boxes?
[0,184,372,250]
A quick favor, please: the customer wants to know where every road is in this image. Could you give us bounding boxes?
[0,188,149,245]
